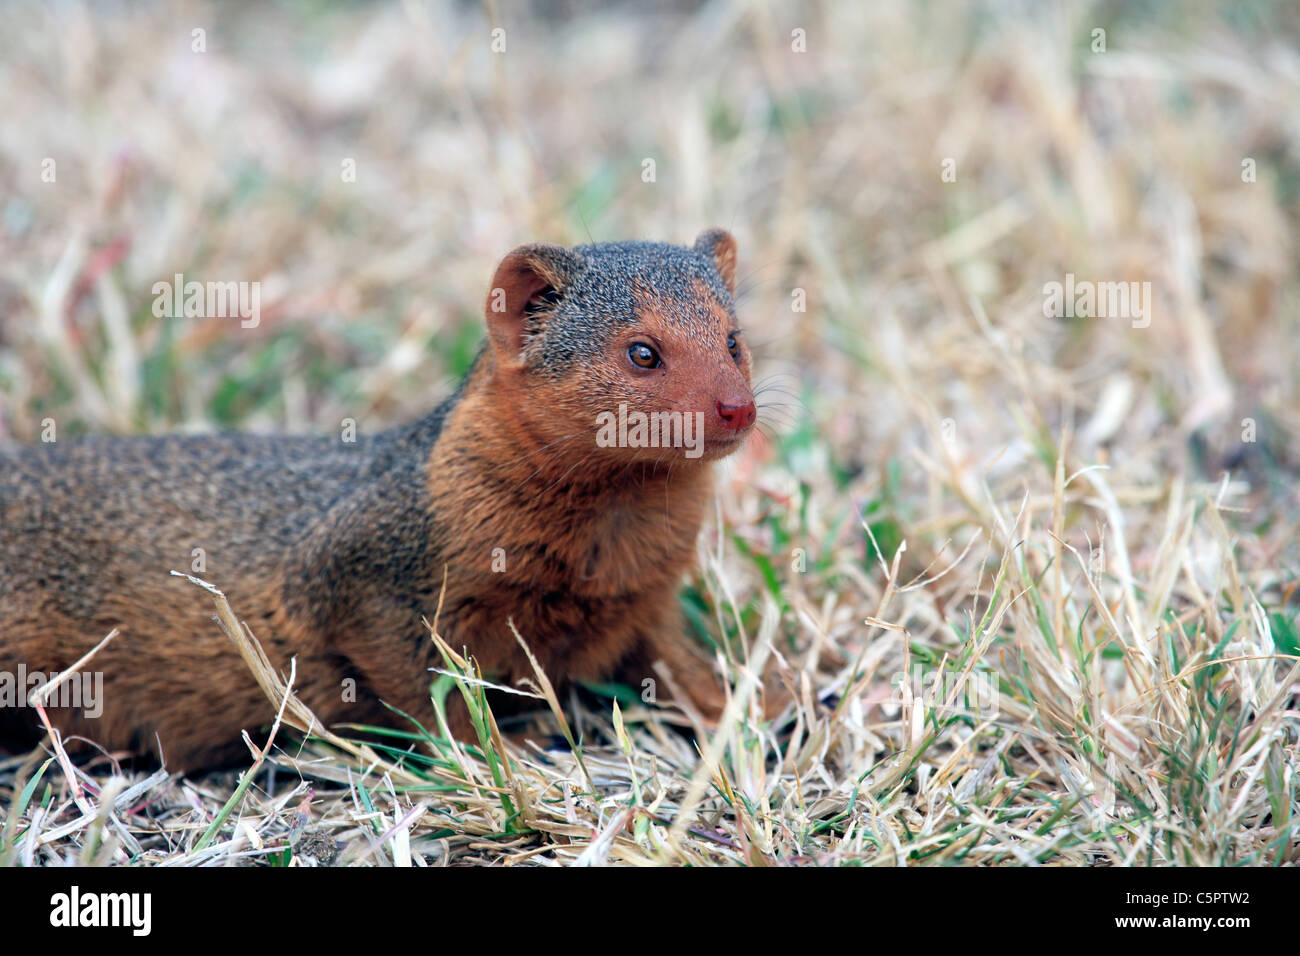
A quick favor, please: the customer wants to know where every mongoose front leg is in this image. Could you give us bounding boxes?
[624,625,794,727]
[624,629,728,724]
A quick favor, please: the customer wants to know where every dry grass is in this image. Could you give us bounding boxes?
[1,0,1298,866]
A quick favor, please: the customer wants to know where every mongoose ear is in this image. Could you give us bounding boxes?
[694,228,738,295]
[484,243,586,366]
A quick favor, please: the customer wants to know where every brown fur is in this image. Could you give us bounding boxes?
[0,231,755,769]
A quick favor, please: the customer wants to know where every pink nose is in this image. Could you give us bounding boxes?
[716,399,756,431]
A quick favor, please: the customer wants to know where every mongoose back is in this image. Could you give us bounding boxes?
[0,229,757,769]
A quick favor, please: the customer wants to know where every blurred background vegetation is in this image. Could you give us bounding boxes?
[3,2,1297,472]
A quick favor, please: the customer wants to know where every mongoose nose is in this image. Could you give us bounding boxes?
[716,399,757,431]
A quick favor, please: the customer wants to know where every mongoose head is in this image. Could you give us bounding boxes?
[483,229,755,465]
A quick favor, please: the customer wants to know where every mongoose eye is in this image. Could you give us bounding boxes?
[727,332,740,357]
[628,343,662,369]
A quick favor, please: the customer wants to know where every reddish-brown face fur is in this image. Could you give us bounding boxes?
[614,278,754,459]
[484,247,755,471]
[495,316,754,468]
